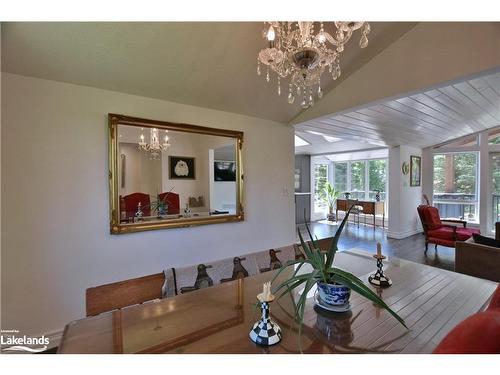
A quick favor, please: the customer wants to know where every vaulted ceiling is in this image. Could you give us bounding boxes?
[1,22,416,124]
[2,22,499,151]
[295,70,500,149]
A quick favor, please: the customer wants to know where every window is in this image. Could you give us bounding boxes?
[333,159,387,202]
[488,128,500,145]
[433,152,479,222]
[333,162,347,193]
[313,164,328,211]
[368,159,387,201]
[491,153,500,229]
[350,161,365,199]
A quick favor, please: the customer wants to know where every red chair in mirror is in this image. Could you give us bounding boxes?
[120,192,151,221]
[159,192,180,215]
[417,205,480,253]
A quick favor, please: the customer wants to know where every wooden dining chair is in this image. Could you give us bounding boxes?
[86,272,165,316]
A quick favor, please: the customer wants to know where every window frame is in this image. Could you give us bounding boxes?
[432,151,480,224]
[431,126,500,230]
[333,158,388,203]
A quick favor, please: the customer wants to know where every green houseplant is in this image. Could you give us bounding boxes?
[320,182,340,221]
[150,196,168,217]
[272,206,407,337]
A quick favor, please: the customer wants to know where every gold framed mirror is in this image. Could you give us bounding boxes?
[108,114,244,234]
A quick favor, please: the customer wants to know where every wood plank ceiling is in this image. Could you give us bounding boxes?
[294,70,500,148]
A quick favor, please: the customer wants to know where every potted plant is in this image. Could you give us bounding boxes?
[272,206,407,338]
[321,182,340,221]
[150,195,168,217]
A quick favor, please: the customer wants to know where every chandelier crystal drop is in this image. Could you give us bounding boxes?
[138,128,171,160]
[257,21,370,108]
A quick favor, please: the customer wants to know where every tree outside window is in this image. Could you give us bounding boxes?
[368,159,387,201]
[350,161,365,199]
[491,153,500,228]
[433,152,478,222]
[334,162,347,193]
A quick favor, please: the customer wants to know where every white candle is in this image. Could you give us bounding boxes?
[262,282,271,299]
[376,242,382,257]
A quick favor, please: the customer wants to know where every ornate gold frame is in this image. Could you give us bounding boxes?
[108,113,244,234]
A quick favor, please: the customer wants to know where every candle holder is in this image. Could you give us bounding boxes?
[368,254,392,288]
[249,291,282,346]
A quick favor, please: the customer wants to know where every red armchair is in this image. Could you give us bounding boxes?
[433,310,500,353]
[417,205,480,253]
[158,192,180,215]
[120,192,151,220]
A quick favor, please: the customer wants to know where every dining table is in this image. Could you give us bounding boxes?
[58,249,498,354]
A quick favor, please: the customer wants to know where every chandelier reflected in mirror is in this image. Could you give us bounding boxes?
[257,22,370,108]
[138,127,171,160]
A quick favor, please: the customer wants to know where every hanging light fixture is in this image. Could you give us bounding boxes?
[138,128,170,160]
[257,21,370,108]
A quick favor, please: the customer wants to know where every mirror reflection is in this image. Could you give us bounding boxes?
[112,120,242,232]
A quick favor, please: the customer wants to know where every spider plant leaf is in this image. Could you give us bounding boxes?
[295,276,317,352]
[276,278,308,300]
[297,228,315,260]
[304,220,319,251]
[273,272,314,294]
[293,271,319,317]
[273,271,318,297]
[270,259,310,285]
[325,205,355,268]
[298,230,322,270]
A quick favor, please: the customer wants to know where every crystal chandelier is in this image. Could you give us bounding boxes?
[138,128,170,160]
[257,22,370,108]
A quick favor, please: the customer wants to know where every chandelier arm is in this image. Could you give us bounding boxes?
[257,21,369,107]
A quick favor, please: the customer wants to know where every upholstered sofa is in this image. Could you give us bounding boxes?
[455,235,500,282]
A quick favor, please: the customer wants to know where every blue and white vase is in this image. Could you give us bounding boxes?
[317,282,351,306]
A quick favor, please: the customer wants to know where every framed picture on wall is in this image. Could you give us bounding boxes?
[410,155,421,187]
[169,156,196,179]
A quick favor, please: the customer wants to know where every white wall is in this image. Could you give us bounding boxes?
[1,73,295,340]
[159,131,211,212]
[388,145,423,239]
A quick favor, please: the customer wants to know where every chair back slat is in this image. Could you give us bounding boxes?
[86,273,164,316]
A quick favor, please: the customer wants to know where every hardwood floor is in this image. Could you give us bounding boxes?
[297,220,456,272]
